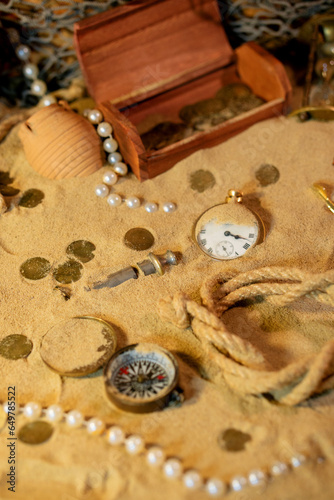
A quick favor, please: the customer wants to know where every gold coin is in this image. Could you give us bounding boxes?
[53,259,83,284]
[18,421,53,445]
[66,240,96,263]
[124,228,155,251]
[19,189,44,208]
[217,428,251,452]
[190,169,216,193]
[20,257,51,280]
[216,83,252,103]
[1,185,20,197]
[0,171,13,185]
[141,121,189,150]
[256,164,280,187]
[70,97,96,115]
[40,316,117,376]
[0,334,33,360]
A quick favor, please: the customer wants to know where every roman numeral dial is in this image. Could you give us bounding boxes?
[194,190,264,261]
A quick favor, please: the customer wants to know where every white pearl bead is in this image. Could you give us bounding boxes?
[162,202,176,213]
[83,108,91,118]
[163,458,182,479]
[248,469,266,486]
[125,196,140,209]
[125,434,145,455]
[3,402,10,414]
[65,410,84,428]
[31,79,47,96]
[146,446,165,467]
[144,202,158,213]
[230,476,247,491]
[16,44,31,61]
[45,404,63,423]
[97,122,112,137]
[291,454,306,468]
[108,152,123,165]
[106,426,125,445]
[107,193,122,207]
[40,95,57,107]
[183,470,202,490]
[86,417,105,435]
[23,402,42,419]
[102,170,118,186]
[95,184,109,198]
[23,63,39,80]
[88,109,103,124]
[103,138,118,153]
[205,478,226,496]
[271,462,288,476]
[113,162,128,176]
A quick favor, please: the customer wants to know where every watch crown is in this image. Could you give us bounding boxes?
[226,189,243,203]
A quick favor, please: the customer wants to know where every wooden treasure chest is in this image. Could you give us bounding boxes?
[74,0,292,181]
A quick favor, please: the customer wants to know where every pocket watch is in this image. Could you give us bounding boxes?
[194,189,265,260]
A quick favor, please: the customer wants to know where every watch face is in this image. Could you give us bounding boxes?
[197,220,259,260]
[194,201,262,261]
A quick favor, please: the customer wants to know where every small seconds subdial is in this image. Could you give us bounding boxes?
[215,240,234,257]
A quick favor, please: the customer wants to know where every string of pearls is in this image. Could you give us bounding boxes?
[3,400,323,497]
[15,44,57,107]
[86,108,177,214]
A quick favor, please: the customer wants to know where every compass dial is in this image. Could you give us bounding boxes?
[114,359,169,399]
[104,344,179,413]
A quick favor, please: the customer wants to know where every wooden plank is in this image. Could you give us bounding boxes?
[236,42,292,111]
[99,102,146,180]
[74,0,233,105]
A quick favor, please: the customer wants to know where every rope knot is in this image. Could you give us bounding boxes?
[157,292,190,329]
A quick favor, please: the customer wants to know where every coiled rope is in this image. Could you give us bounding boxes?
[158,267,334,406]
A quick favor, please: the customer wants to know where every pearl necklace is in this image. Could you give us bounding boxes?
[2,400,324,496]
[86,108,176,214]
[15,44,57,107]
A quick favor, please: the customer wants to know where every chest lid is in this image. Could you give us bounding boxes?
[74,0,234,108]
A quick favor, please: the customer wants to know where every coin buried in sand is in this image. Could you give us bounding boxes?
[19,189,44,208]
[52,259,83,284]
[66,240,96,263]
[190,170,216,193]
[18,421,54,445]
[20,257,51,280]
[255,164,280,187]
[40,316,117,376]
[0,185,20,197]
[0,334,33,360]
[124,228,155,251]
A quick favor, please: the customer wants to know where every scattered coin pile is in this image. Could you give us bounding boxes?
[141,83,265,151]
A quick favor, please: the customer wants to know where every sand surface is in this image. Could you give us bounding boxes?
[0,115,333,499]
